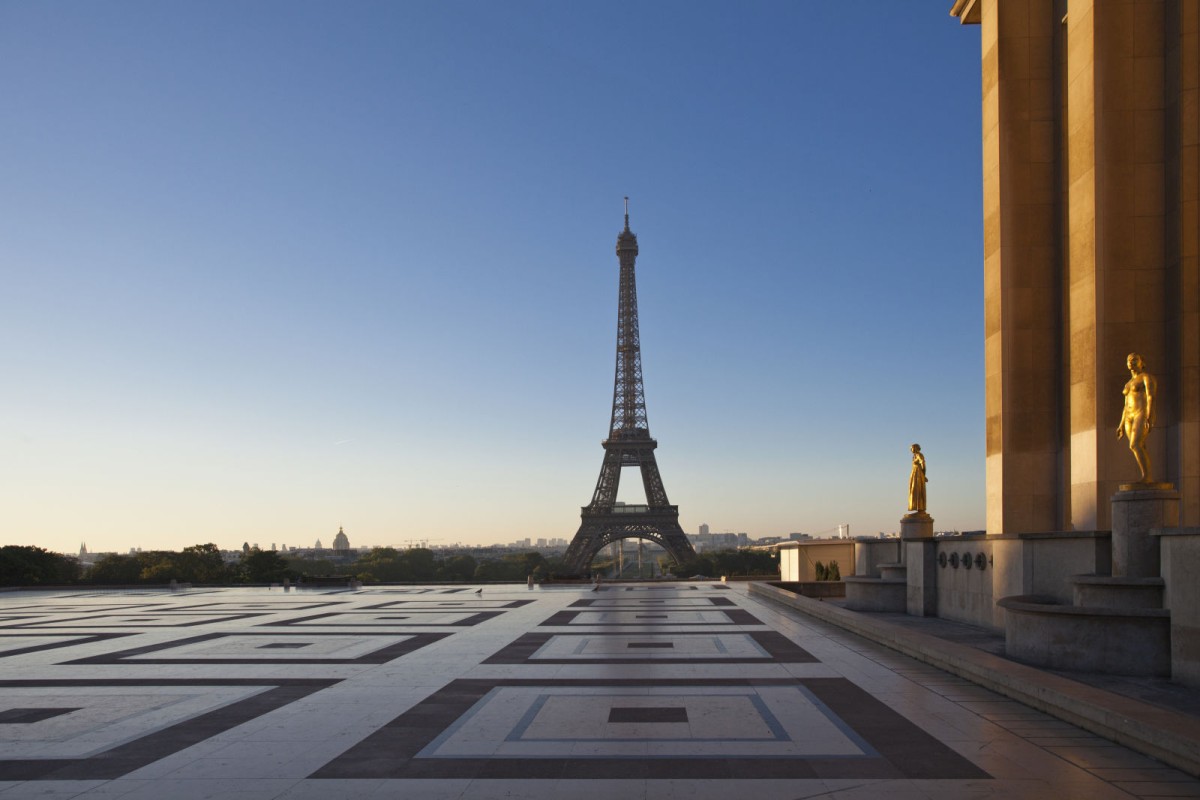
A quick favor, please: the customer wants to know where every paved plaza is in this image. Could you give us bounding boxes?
[0,583,1197,799]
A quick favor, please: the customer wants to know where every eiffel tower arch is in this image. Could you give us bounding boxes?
[562,202,697,575]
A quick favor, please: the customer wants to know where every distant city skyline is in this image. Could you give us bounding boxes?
[1,3,984,555]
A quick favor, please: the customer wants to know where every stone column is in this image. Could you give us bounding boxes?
[979,0,1064,535]
[1112,488,1180,577]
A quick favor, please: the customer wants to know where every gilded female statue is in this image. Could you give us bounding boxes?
[1116,352,1157,484]
[907,443,927,514]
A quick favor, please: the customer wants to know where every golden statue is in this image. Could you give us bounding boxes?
[1116,352,1168,488]
[907,443,928,514]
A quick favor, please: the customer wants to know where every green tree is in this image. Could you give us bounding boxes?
[178,543,229,583]
[435,554,476,582]
[0,545,80,586]
[240,548,294,583]
[87,554,142,584]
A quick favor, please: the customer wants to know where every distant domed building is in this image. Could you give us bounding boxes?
[332,527,350,553]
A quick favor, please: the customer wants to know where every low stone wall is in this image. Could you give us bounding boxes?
[928,531,1112,631]
[998,594,1171,676]
[1156,527,1200,687]
[768,581,845,599]
[778,541,855,582]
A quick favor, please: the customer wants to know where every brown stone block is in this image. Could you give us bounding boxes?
[1184,200,1200,257]
[999,36,1031,81]
[983,85,1000,137]
[1009,410,1036,452]
[1070,326,1098,381]
[1069,70,1097,126]
[1133,108,1166,162]
[1069,175,1097,231]
[1030,120,1055,164]
[1030,76,1054,118]
[1098,214,1137,268]
[1133,1,1166,58]
[1104,55,1138,112]
[1030,331,1059,372]
[1133,56,1167,109]
[1012,286,1036,328]
[1018,204,1056,247]
[1010,325,1035,371]
[1134,163,1166,215]
[998,0,1031,40]
[984,209,1001,257]
[1070,223,1098,282]
[1100,1,1136,59]
[1068,10,1096,83]
[1003,116,1032,164]
[1102,109,1137,171]
[1183,260,1200,308]
[1108,270,1138,321]
[1132,215,1166,269]
[987,413,1003,454]
[982,42,1000,95]
[1182,92,1198,145]
[1069,125,1096,183]
[1071,381,1098,431]
[1135,269,1167,321]
[1182,35,1198,90]
[1029,32,1054,80]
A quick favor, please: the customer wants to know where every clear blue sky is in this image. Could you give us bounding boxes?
[0,2,983,553]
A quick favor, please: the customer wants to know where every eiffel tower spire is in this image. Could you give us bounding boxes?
[562,202,696,575]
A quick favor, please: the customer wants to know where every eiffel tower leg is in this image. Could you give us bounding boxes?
[562,519,607,575]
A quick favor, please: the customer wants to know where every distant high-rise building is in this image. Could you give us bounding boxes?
[537,538,547,547]
[699,523,709,536]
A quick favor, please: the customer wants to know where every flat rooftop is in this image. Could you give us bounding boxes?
[0,583,1196,798]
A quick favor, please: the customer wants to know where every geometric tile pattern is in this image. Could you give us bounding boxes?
[539,608,763,626]
[0,678,337,780]
[484,630,817,664]
[260,610,506,627]
[4,583,1198,797]
[311,677,989,779]
[63,632,451,665]
[0,633,133,659]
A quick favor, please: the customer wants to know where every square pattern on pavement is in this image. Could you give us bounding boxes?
[0,583,1196,799]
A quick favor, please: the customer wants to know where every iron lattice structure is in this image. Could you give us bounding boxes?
[561,206,697,575]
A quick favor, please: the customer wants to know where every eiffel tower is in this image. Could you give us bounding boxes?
[562,201,697,575]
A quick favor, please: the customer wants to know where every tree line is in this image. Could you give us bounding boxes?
[1,543,781,587]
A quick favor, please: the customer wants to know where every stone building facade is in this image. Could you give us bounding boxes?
[952,0,1200,532]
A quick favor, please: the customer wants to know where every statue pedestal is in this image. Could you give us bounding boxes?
[900,512,934,540]
[1112,487,1178,578]
[900,513,936,616]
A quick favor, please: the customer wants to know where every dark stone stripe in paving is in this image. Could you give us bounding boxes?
[569,597,737,608]
[0,633,134,659]
[538,609,763,626]
[363,599,536,610]
[259,610,505,627]
[9,612,268,628]
[63,631,453,665]
[483,630,817,665]
[0,678,338,781]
